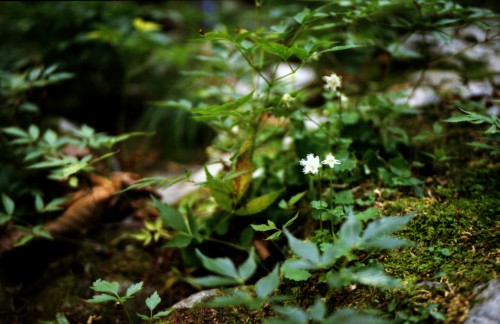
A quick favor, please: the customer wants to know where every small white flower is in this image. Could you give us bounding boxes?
[322,73,342,92]
[281,93,295,108]
[300,153,322,175]
[322,154,341,168]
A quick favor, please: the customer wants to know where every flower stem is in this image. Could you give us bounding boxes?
[317,169,323,231]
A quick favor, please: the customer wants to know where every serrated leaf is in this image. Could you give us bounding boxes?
[284,212,299,228]
[2,193,15,215]
[145,291,161,311]
[281,260,312,281]
[194,91,254,119]
[87,294,117,304]
[126,282,143,297]
[164,234,192,248]
[189,275,238,287]
[360,236,412,250]
[136,313,150,321]
[309,299,327,321]
[238,248,256,281]
[334,190,354,205]
[256,264,280,298]
[251,220,277,232]
[284,229,320,264]
[338,209,361,248]
[235,189,284,216]
[153,310,172,318]
[195,249,239,278]
[153,197,188,233]
[361,211,415,242]
[351,267,401,289]
[90,279,119,295]
[356,207,379,221]
[272,306,308,324]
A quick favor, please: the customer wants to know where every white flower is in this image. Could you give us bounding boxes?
[281,93,295,108]
[322,154,341,168]
[300,153,322,175]
[322,73,342,92]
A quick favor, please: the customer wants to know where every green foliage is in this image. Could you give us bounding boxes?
[445,102,500,154]
[88,279,170,323]
[190,248,257,287]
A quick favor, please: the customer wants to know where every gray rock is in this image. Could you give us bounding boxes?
[171,289,221,309]
[465,279,500,324]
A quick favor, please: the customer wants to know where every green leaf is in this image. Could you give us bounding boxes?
[288,191,307,206]
[14,234,34,247]
[126,282,143,297]
[326,309,389,324]
[360,237,412,250]
[260,41,292,60]
[255,264,280,298]
[284,212,299,227]
[28,124,40,141]
[284,229,320,264]
[136,313,150,321]
[356,207,379,221]
[0,214,12,225]
[251,220,277,232]
[153,196,188,233]
[86,294,117,304]
[153,310,172,318]
[90,279,119,295]
[334,190,354,205]
[195,249,239,278]
[309,299,327,321]
[189,275,238,287]
[34,194,44,213]
[235,189,284,216]
[361,211,415,242]
[55,312,70,324]
[338,208,361,248]
[2,126,28,138]
[238,248,257,281]
[194,91,254,120]
[32,225,53,239]
[281,260,311,281]
[351,267,401,289]
[164,234,192,248]
[320,44,364,54]
[145,291,161,311]
[294,7,311,24]
[2,193,15,215]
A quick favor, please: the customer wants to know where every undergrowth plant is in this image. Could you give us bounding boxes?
[85,0,498,322]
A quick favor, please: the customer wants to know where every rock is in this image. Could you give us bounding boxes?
[465,279,500,324]
[171,289,221,309]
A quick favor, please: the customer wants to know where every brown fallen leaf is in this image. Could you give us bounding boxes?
[0,172,159,255]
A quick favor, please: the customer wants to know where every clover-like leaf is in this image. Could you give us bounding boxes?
[145,291,161,311]
[90,279,119,295]
[126,281,143,297]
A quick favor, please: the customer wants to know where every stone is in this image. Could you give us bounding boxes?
[465,279,500,324]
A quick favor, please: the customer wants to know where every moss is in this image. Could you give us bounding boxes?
[376,165,499,323]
